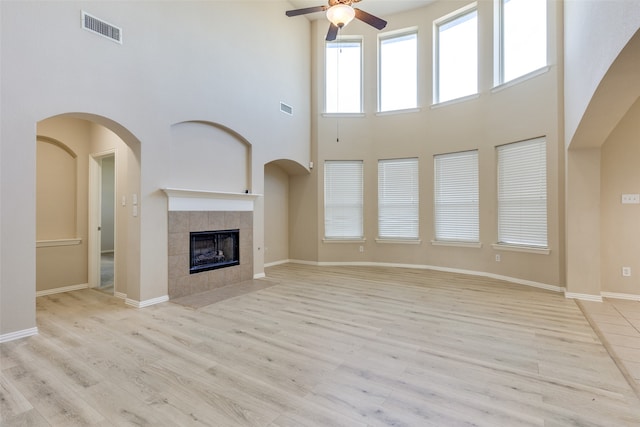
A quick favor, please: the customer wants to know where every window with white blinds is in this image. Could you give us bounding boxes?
[324,160,364,239]
[378,158,419,239]
[497,137,547,247]
[434,150,479,242]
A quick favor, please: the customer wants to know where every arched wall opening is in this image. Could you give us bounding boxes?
[264,159,310,267]
[35,113,141,301]
[566,30,640,299]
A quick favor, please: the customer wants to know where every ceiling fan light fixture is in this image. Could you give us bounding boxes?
[326,4,355,28]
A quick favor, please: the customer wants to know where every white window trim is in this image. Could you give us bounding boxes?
[376,238,422,245]
[377,27,419,113]
[433,2,478,105]
[324,160,364,240]
[433,150,480,244]
[378,157,420,241]
[494,0,548,87]
[325,36,364,114]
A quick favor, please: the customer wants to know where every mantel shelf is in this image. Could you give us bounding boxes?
[162,188,261,212]
[162,188,262,200]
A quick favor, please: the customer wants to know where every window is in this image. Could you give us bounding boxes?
[498,0,547,84]
[379,31,417,112]
[434,5,478,104]
[326,38,362,113]
[378,158,419,239]
[434,151,479,242]
[324,160,364,239]
[497,137,547,247]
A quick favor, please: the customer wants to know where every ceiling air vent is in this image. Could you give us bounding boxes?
[280,102,293,115]
[82,11,122,44]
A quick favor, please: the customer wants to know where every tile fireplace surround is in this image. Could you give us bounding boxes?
[164,189,257,300]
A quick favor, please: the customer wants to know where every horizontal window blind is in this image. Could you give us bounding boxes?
[324,160,363,239]
[378,158,419,239]
[434,150,479,242]
[497,137,547,247]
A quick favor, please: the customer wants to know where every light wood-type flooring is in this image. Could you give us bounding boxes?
[2,263,639,426]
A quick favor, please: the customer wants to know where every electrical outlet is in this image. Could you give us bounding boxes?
[621,194,640,204]
[495,254,501,262]
[622,267,631,277]
[359,245,364,253]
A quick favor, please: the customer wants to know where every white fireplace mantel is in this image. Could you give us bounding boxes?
[162,188,261,212]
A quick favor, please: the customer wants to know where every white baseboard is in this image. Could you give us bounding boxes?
[0,327,38,343]
[287,259,564,293]
[125,295,169,308]
[565,292,603,302]
[36,283,89,297]
[601,292,640,301]
[114,292,127,300]
[253,272,266,279]
[264,259,291,268]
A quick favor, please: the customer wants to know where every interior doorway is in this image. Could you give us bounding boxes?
[89,151,116,294]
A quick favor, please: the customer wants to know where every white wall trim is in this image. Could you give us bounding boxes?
[162,188,261,212]
[264,259,290,268]
[565,292,603,302]
[36,283,89,297]
[286,260,564,293]
[601,292,640,302]
[253,272,266,279]
[0,327,38,343]
[125,295,169,308]
[36,238,82,248]
[114,292,127,300]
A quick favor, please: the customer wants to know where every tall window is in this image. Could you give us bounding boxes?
[379,31,417,112]
[499,0,547,84]
[324,160,364,239]
[434,5,478,104]
[434,151,479,242]
[378,158,419,239]
[326,38,362,113]
[497,138,547,247]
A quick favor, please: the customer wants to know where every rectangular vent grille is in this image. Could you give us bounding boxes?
[82,11,122,44]
[280,102,293,115]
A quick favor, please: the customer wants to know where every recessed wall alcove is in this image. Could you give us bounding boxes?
[164,189,258,299]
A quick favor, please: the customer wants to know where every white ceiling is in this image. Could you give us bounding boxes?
[286,0,436,20]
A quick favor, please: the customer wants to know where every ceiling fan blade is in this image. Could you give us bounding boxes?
[286,5,328,17]
[353,8,387,30]
[326,23,339,41]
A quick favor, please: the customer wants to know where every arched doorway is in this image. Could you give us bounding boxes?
[36,114,141,301]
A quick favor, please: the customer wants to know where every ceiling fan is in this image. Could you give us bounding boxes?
[286,0,387,41]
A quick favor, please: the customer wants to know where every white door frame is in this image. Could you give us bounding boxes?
[88,149,116,289]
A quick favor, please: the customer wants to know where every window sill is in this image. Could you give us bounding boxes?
[323,238,366,244]
[492,65,551,93]
[492,243,550,255]
[322,113,366,118]
[431,93,479,109]
[376,238,421,245]
[431,240,482,249]
[375,107,421,117]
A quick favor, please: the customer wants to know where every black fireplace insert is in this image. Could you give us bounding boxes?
[190,229,239,274]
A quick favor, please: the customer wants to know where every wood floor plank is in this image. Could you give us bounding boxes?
[1,264,639,426]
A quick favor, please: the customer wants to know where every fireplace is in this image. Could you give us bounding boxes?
[190,229,239,274]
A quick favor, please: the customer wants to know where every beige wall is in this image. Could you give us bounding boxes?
[36,118,91,292]
[601,98,640,296]
[264,163,290,265]
[1,0,310,336]
[296,0,565,287]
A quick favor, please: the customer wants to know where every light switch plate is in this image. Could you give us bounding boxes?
[621,194,639,204]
